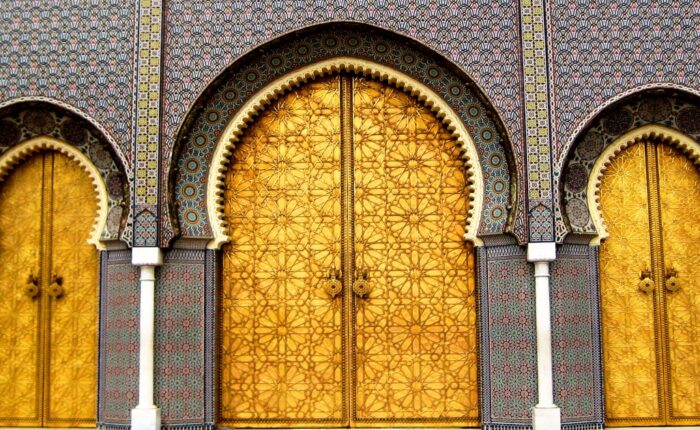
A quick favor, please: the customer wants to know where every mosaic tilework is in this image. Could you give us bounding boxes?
[521,0,555,242]
[169,26,516,246]
[547,0,700,241]
[98,250,139,428]
[558,93,700,241]
[161,1,527,245]
[0,0,137,163]
[0,104,132,245]
[548,0,700,163]
[478,243,538,427]
[133,0,163,247]
[551,245,604,427]
[154,249,216,429]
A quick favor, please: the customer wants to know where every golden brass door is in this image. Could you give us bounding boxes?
[0,150,99,428]
[220,75,479,428]
[599,140,700,426]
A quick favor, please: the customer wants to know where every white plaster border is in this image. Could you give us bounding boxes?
[0,136,110,250]
[206,57,485,249]
[587,124,700,245]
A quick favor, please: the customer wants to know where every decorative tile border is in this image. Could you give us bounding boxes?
[520,0,554,242]
[133,0,163,246]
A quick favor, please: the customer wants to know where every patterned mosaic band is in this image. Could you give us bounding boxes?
[98,250,139,428]
[520,0,555,242]
[133,0,163,246]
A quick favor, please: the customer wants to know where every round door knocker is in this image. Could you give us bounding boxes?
[666,266,680,292]
[25,274,39,298]
[638,268,654,293]
[353,269,371,298]
[48,274,64,298]
[323,268,342,298]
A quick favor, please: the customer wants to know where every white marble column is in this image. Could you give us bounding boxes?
[527,242,561,430]
[131,247,163,430]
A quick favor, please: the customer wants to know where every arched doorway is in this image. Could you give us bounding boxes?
[0,149,100,427]
[598,137,700,426]
[218,74,480,427]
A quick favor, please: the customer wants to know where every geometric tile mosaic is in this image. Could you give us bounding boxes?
[478,244,538,428]
[98,250,139,429]
[167,25,517,246]
[161,0,528,245]
[0,0,137,163]
[551,245,604,428]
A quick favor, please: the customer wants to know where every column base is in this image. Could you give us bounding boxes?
[131,406,161,430]
[532,405,561,430]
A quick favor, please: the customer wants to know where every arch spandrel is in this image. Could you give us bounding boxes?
[587,125,700,246]
[168,25,518,247]
[0,102,132,246]
[559,91,700,243]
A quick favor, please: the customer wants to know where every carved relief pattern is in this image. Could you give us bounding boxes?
[0,154,43,426]
[46,152,99,426]
[658,144,700,422]
[599,143,661,424]
[220,77,345,426]
[353,78,479,424]
[0,151,98,427]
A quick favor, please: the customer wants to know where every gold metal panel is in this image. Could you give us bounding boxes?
[352,78,479,426]
[599,142,662,426]
[45,151,99,427]
[657,143,700,424]
[220,76,345,427]
[0,154,44,427]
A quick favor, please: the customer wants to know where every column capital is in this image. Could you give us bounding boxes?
[132,247,164,266]
[527,242,556,263]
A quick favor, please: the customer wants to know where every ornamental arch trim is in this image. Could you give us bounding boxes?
[167,22,517,248]
[586,125,700,246]
[559,88,700,243]
[206,57,485,249]
[0,99,132,246]
[0,136,110,250]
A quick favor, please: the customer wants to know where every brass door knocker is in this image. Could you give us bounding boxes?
[665,265,680,292]
[323,267,342,298]
[353,269,371,298]
[25,273,39,298]
[638,268,655,293]
[48,274,64,298]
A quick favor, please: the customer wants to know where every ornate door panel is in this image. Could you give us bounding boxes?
[220,76,345,427]
[45,152,99,427]
[220,74,479,428]
[600,141,700,426]
[0,151,98,428]
[0,154,44,427]
[352,79,479,426]
[657,144,700,424]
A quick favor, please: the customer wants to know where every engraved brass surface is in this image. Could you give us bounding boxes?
[0,151,98,428]
[600,141,700,426]
[220,75,479,428]
[658,143,700,424]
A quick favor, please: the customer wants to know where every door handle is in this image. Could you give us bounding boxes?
[25,273,39,298]
[48,274,64,298]
[638,268,655,293]
[323,267,342,298]
[665,265,680,292]
[353,268,371,298]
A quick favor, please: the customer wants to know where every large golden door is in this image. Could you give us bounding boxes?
[599,140,700,426]
[0,150,99,428]
[220,75,479,427]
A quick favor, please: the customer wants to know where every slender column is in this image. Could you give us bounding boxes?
[131,247,163,430]
[527,242,561,430]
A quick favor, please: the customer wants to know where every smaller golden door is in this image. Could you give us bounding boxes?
[599,140,700,426]
[0,150,99,428]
